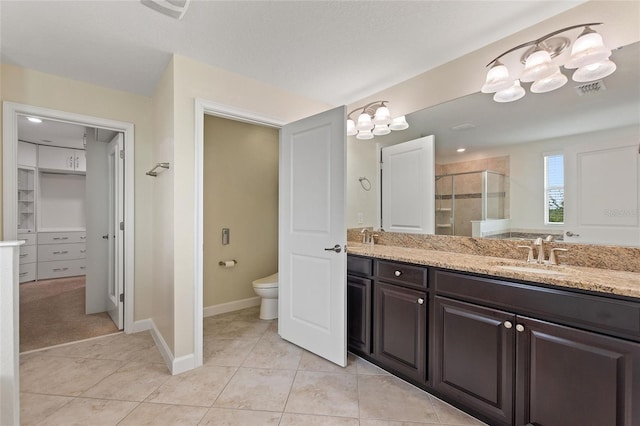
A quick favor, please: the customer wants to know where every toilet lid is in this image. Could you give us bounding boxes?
[252,272,278,288]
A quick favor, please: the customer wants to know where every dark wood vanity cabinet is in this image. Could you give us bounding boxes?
[433,296,515,425]
[433,269,640,426]
[347,255,640,425]
[374,281,427,383]
[347,255,373,355]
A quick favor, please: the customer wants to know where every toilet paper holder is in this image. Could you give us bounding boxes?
[219,260,238,267]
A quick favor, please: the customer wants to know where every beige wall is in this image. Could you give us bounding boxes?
[150,59,176,351]
[1,64,154,322]
[203,116,278,307]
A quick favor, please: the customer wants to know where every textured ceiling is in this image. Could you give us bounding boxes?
[1,0,585,105]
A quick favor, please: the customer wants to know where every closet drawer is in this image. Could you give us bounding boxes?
[19,233,37,246]
[19,244,37,265]
[38,231,86,245]
[19,263,36,283]
[38,259,86,280]
[38,243,86,262]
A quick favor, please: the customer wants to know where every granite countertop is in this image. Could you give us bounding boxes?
[347,242,640,300]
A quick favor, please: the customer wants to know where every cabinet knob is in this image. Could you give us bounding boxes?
[503,321,513,329]
[516,324,525,332]
[417,298,424,305]
[394,270,402,277]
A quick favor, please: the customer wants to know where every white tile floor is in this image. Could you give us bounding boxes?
[20,306,486,425]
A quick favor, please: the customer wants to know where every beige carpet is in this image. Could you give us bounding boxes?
[20,277,119,352]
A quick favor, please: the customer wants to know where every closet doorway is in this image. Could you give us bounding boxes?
[2,102,135,351]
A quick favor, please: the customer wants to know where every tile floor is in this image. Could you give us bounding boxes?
[20,306,486,425]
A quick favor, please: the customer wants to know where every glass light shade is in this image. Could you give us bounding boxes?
[355,112,374,131]
[346,119,357,136]
[389,116,409,131]
[356,129,374,140]
[565,30,611,69]
[531,71,568,93]
[520,49,557,83]
[572,59,617,82]
[481,62,512,93]
[373,105,391,125]
[372,125,391,136]
[493,80,525,103]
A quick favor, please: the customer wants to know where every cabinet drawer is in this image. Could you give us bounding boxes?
[376,260,427,289]
[19,263,36,283]
[347,255,373,277]
[433,269,640,341]
[38,243,86,261]
[19,244,37,265]
[38,231,86,245]
[19,233,37,246]
[38,259,86,280]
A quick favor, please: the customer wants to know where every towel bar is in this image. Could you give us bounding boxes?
[146,162,170,177]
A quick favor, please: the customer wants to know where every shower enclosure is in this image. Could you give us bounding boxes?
[435,170,507,237]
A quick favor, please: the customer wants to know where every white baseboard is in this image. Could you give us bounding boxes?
[145,318,195,375]
[203,296,260,317]
[131,319,153,333]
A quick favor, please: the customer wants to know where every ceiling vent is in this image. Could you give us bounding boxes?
[575,80,606,96]
[141,0,190,20]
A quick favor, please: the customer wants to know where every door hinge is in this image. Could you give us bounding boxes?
[119,150,124,159]
[119,221,124,231]
[119,293,124,303]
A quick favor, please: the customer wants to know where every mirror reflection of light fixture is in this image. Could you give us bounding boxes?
[346,101,409,140]
[482,23,616,103]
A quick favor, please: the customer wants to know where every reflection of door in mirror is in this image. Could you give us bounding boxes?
[381,136,434,234]
[565,138,639,246]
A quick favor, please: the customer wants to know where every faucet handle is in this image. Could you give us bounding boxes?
[549,248,569,265]
[517,245,535,263]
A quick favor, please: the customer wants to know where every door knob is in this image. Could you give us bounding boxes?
[516,324,525,332]
[417,298,424,305]
[324,244,342,253]
[394,270,402,277]
[504,321,513,329]
[565,231,580,237]
[102,234,109,240]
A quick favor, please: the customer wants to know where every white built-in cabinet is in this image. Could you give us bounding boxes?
[17,142,87,282]
[38,145,86,173]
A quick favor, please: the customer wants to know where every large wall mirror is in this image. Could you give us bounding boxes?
[347,41,640,247]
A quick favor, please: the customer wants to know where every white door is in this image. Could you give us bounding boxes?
[381,135,435,234]
[279,106,347,367]
[564,140,640,246]
[106,134,124,329]
[85,136,109,314]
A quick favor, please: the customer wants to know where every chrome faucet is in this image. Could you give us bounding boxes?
[360,228,378,245]
[533,237,545,263]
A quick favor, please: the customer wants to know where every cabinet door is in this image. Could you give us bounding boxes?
[516,316,640,426]
[374,282,427,383]
[38,145,75,171]
[347,275,371,355]
[433,296,514,426]
[73,149,86,172]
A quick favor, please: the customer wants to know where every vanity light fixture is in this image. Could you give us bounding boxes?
[346,101,409,140]
[482,23,616,103]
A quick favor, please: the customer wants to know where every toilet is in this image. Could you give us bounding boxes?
[252,272,278,320]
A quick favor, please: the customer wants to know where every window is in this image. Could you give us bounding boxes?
[544,154,564,224]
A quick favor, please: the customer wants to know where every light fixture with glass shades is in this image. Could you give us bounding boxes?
[346,101,409,140]
[482,23,616,103]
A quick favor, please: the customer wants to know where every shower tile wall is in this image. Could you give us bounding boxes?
[435,156,510,237]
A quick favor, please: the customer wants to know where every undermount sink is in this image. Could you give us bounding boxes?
[489,260,571,276]
[494,265,568,276]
